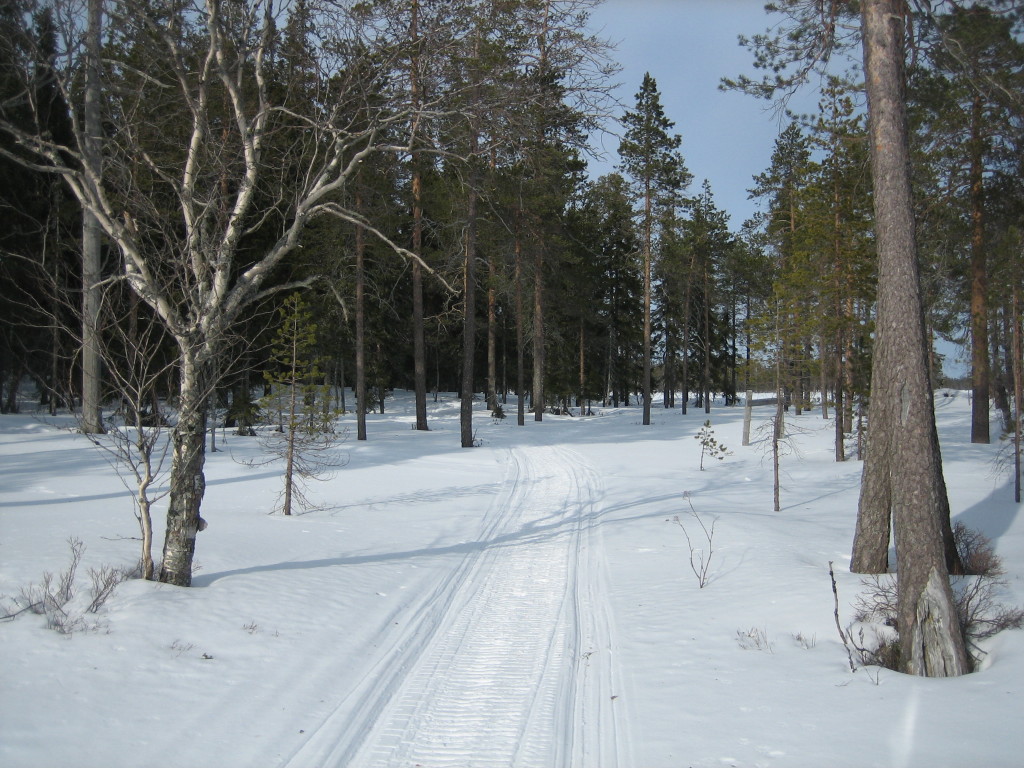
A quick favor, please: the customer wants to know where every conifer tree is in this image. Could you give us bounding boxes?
[749,122,816,414]
[578,174,642,408]
[681,181,733,414]
[618,73,690,425]
[910,5,1024,443]
[259,295,343,517]
[729,0,971,675]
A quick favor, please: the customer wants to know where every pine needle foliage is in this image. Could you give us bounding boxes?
[257,294,346,516]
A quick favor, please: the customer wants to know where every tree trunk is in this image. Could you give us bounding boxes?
[355,190,367,442]
[835,324,846,462]
[412,177,428,431]
[855,0,969,676]
[410,0,428,432]
[1013,277,1022,504]
[969,94,989,444]
[532,239,544,422]
[515,228,526,426]
[773,391,783,512]
[681,276,692,415]
[642,195,652,426]
[159,350,209,587]
[81,0,105,435]
[703,268,711,414]
[487,242,498,415]
[461,169,478,448]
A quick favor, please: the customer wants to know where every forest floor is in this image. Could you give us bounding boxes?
[1,390,1022,767]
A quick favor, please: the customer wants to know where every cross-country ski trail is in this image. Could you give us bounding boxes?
[283,442,628,768]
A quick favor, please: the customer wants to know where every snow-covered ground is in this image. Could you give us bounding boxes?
[1,390,1021,768]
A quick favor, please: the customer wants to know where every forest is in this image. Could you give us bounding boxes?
[1,0,1022,679]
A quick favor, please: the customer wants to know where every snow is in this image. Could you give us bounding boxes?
[1,391,1022,768]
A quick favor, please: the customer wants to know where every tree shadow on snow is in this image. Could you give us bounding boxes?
[953,477,1021,544]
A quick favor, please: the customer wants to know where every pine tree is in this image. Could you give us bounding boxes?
[618,73,691,425]
[259,295,343,517]
[910,5,1024,443]
[749,121,816,414]
[855,0,969,676]
[684,182,733,413]
[578,174,643,408]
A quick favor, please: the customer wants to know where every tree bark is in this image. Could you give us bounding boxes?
[1013,276,1022,504]
[355,191,367,442]
[410,0,428,432]
[969,94,990,444]
[159,350,209,586]
[461,165,478,448]
[703,267,711,414]
[487,240,498,414]
[412,178,428,431]
[515,228,526,426]
[532,239,544,422]
[854,0,969,676]
[81,0,104,435]
[681,270,692,415]
[642,191,653,425]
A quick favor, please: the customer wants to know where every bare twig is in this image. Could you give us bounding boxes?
[672,494,717,588]
[829,561,858,673]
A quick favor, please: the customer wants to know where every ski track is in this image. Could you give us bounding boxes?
[282,443,625,768]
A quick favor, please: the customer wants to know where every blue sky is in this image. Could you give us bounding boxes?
[586,0,813,227]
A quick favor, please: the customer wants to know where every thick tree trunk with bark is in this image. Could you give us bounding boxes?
[854,0,969,676]
[159,351,209,586]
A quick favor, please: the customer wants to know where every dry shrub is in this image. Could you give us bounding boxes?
[852,523,1024,669]
[1,538,134,634]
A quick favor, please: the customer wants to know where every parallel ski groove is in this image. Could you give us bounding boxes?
[279,451,526,768]
[282,443,624,768]
[353,445,578,768]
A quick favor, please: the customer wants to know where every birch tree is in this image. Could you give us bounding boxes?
[0,0,444,586]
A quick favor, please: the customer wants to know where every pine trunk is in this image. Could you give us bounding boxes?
[533,240,544,423]
[642,192,652,426]
[409,1,428,432]
[487,247,498,414]
[461,170,478,448]
[1013,281,1022,504]
[857,0,969,676]
[355,202,367,442]
[515,229,526,426]
[969,94,990,444]
[412,176,428,431]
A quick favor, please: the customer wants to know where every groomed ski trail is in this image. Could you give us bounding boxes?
[283,443,627,768]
